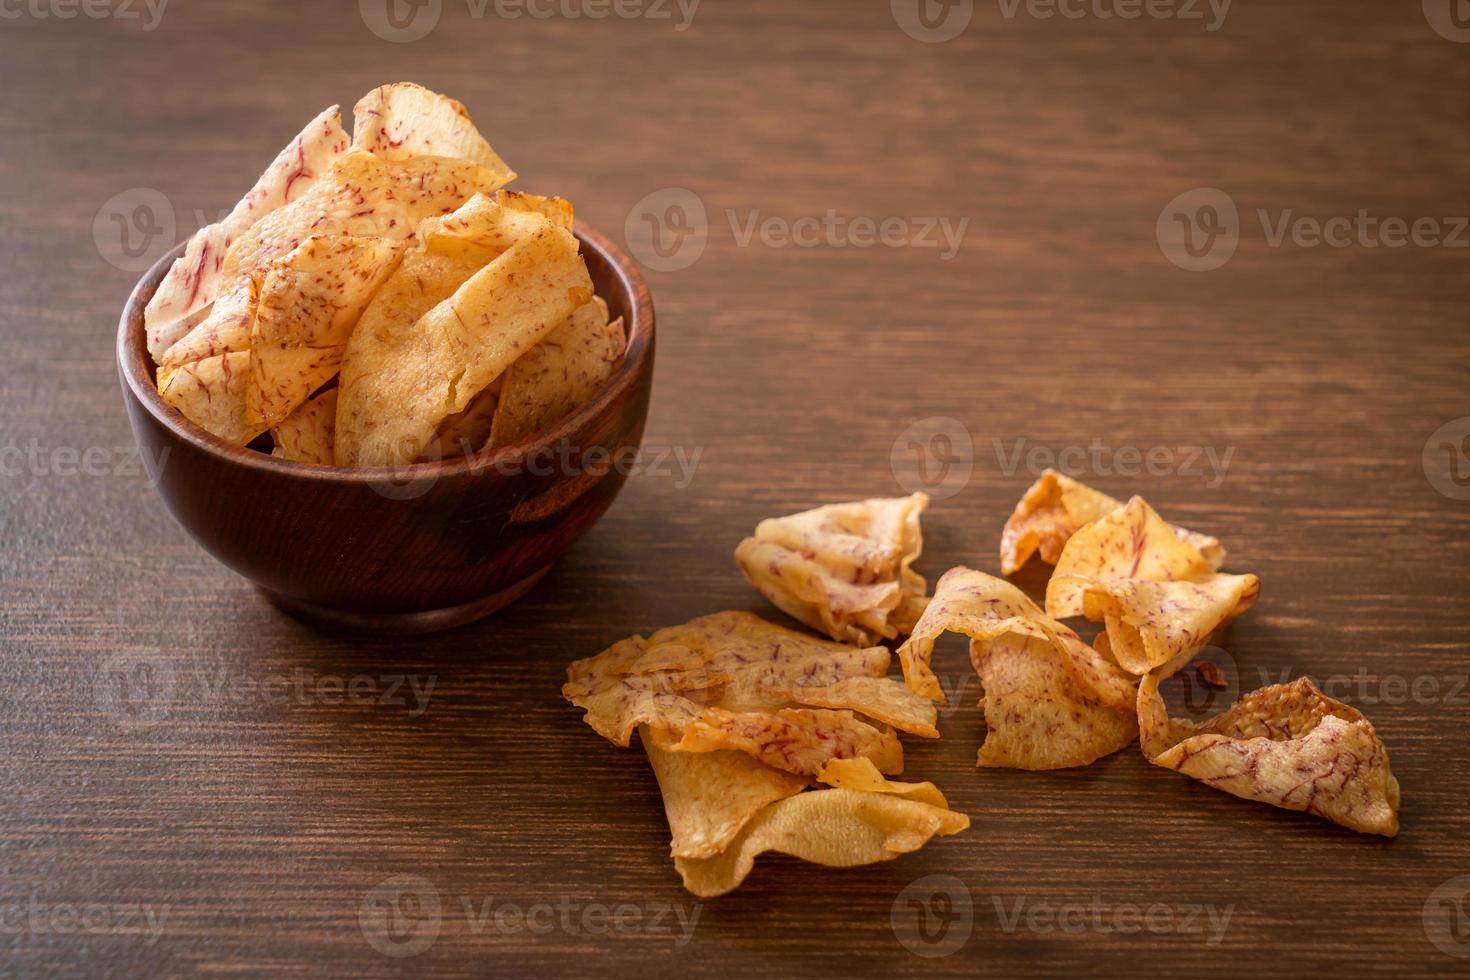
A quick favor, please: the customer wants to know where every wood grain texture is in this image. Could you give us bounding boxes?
[1,0,1467,975]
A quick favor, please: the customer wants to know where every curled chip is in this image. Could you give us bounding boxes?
[1138,669,1400,836]
[670,781,970,898]
[145,105,351,360]
[351,81,516,178]
[643,736,806,860]
[1087,574,1261,676]
[562,611,932,778]
[734,493,930,646]
[271,387,338,465]
[1045,496,1259,674]
[497,189,574,230]
[246,235,405,431]
[899,567,1137,768]
[333,219,592,466]
[1000,469,1225,575]
[816,756,951,805]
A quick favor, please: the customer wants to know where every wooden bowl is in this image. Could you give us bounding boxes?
[117,222,654,633]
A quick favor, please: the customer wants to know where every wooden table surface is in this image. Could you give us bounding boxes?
[3,1,1468,975]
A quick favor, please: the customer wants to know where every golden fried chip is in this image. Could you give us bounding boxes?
[1138,672,1400,836]
[271,387,337,465]
[159,150,511,374]
[763,676,939,739]
[1044,497,1258,674]
[734,493,930,646]
[145,106,351,359]
[1000,470,1225,575]
[418,192,554,263]
[333,220,592,466]
[898,567,1137,768]
[1046,496,1216,618]
[816,757,950,807]
[671,786,969,898]
[487,302,625,448]
[661,706,904,777]
[245,235,405,431]
[497,189,574,230]
[643,736,807,860]
[563,611,917,777]
[1086,574,1260,675]
[157,351,257,445]
[351,82,516,180]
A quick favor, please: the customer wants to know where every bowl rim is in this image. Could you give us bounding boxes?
[117,220,654,483]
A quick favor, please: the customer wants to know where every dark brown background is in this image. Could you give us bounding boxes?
[2,0,1468,975]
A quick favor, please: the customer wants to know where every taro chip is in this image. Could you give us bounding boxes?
[497,189,574,230]
[333,219,592,466]
[643,735,806,860]
[1138,669,1400,837]
[245,235,405,431]
[671,783,970,897]
[271,387,338,465]
[145,106,351,359]
[351,81,516,180]
[563,611,927,778]
[816,756,950,806]
[1046,496,1216,618]
[488,301,625,448]
[734,493,930,646]
[159,150,513,376]
[1045,496,1258,674]
[1000,470,1225,575]
[1086,573,1260,676]
[898,567,1137,768]
[662,706,904,777]
[157,351,256,445]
